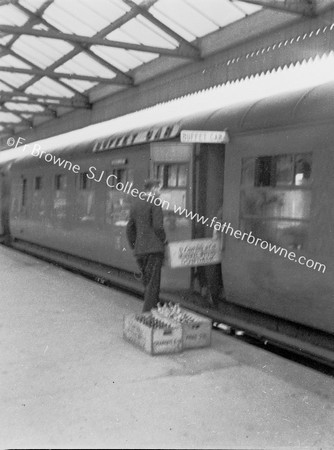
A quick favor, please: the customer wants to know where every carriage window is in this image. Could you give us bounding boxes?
[242,153,312,187]
[32,176,46,217]
[255,156,272,187]
[77,172,95,221]
[21,178,27,208]
[34,176,42,190]
[156,163,188,188]
[54,175,67,221]
[112,168,127,185]
[79,172,93,190]
[240,153,312,250]
[105,168,132,226]
[294,153,312,186]
[55,174,67,191]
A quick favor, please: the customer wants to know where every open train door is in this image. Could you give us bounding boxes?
[150,130,227,298]
[193,142,225,296]
[150,141,193,291]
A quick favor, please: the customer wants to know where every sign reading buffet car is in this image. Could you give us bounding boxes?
[166,238,222,268]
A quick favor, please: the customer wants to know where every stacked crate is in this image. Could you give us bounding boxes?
[123,312,182,355]
[123,304,212,355]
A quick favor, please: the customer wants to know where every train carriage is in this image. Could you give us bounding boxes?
[3,80,334,363]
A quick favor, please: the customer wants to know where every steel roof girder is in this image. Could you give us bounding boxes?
[0,91,90,108]
[123,0,200,59]
[14,2,134,85]
[0,65,131,85]
[0,25,199,59]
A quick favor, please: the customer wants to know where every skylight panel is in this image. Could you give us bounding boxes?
[43,1,99,36]
[186,0,244,28]
[127,50,158,64]
[0,112,21,122]
[12,37,74,69]
[0,35,13,46]
[91,46,145,72]
[5,103,45,112]
[19,0,49,13]
[60,79,98,92]
[0,4,29,26]
[26,77,74,97]
[106,27,140,44]
[0,55,32,69]
[149,6,196,41]
[0,81,12,91]
[152,0,218,39]
[0,72,33,88]
[119,16,178,49]
[80,0,129,22]
[56,54,116,78]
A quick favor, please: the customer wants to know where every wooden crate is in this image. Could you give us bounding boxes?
[123,313,182,355]
[152,308,212,350]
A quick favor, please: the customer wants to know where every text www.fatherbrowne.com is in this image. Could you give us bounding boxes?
[173,205,326,274]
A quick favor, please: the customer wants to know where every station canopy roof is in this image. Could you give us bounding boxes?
[0,0,329,138]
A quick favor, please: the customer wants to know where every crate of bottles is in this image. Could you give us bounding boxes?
[123,312,182,355]
[152,303,212,350]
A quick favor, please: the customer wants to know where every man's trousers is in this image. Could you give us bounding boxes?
[136,253,164,312]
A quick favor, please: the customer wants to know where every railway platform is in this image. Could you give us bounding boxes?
[0,245,333,449]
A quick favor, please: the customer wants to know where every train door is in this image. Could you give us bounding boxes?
[193,144,225,295]
[150,142,193,290]
[150,142,224,295]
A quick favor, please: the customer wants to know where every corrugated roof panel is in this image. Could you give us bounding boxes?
[56,53,116,78]
[0,54,32,69]
[113,15,178,49]
[19,0,49,13]
[149,5,196,41]
[12,36,74,69]
[81,0,129,21]
[150,0,218,39]
[0,4,28,26]
[0,35,13,45]
[0,112,21,122]
[5,103,45,112]
[0,72,33,88]
[26,77,74,97]
[92,45,159,72]
[60,79,98,92]
[43,0,106,36]
[127,50,158,64]
[106,26,141,44]
[187,0,244,28]
[0,81,12,91]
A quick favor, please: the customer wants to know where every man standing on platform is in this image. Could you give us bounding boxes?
[126,179,167,312]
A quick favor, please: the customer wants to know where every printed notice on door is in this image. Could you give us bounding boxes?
[166,238,221,268]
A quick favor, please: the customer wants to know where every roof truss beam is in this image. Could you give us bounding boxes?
[0,65,129,84]
[123,0,200,57]
[0,25,199,59]
[240,0,317,17]
[1,104,32,125]
[14,2,134,85]
[0,106,56,117]
[0,91,90,108]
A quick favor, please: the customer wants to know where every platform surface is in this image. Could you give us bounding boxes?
[0,245,333,449]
